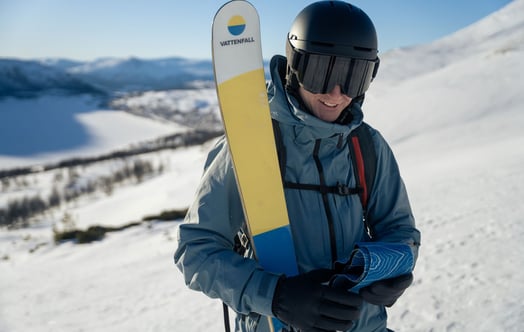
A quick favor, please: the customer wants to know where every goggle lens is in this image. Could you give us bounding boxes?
[291,51,379,98]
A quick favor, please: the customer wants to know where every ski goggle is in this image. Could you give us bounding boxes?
[288,50,380,98]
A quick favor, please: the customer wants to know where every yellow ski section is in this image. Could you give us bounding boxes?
[216,69,289,236]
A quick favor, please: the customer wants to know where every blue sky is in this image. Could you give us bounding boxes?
[0,0,513,61]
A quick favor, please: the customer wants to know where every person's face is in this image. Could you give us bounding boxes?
[298,85,352,123]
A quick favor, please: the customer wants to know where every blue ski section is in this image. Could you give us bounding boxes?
[253,225,298,276]
[253,225,297,331]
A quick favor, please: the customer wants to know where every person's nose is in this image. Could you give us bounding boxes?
[326,85,351,102]
[326,85,344,97]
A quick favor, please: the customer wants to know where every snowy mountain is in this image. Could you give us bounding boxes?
[0,56,275,98]
[366,0,524,142]
[0,56,214,97]
[63,57,214,91]
[1,1,524,331]
[0,59,105,98]
[376,0,524,84]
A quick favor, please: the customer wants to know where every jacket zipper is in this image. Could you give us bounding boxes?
[312,139,338,265]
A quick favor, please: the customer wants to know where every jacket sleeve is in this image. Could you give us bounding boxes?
[174,137,281,317]
[366,130,421,262]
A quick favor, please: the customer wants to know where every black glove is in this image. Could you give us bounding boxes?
[272,269,363,332]
[359,273,413,307]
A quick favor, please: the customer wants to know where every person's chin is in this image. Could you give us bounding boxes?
[315,108,343,123]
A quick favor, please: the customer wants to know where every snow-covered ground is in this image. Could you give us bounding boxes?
[110,88,221,130]
[1,1,524,331]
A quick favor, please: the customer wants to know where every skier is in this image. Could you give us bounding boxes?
[175,1,421,331]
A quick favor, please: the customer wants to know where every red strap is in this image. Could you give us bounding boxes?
[351,136,368,208]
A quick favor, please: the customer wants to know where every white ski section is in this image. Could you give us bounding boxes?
[212,1,264,84]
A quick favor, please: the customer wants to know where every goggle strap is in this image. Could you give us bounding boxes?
[371,57,380,80]
[290,47,302,73]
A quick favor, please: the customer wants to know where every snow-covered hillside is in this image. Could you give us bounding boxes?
[0,59,104,98]
[64,57,214,91]
[0,56,214,96]
[110,89,222,130]
[0,94,187,169]
[1,1,524,331]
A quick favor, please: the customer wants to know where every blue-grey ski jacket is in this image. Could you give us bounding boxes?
[175,55,421,332]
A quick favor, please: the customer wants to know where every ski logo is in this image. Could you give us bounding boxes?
[227,15,246,35]
[220,15,255,47]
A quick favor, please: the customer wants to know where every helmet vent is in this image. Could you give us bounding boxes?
[311,41,335,48]
[354,46,374,52]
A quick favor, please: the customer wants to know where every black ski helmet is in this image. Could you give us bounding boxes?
[286,1,380,99]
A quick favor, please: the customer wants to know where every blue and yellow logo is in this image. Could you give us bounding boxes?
[228,15,246,36]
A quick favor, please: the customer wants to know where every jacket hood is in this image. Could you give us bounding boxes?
[267,55,364,142]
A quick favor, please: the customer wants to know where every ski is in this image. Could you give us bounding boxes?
[212,1,298,331]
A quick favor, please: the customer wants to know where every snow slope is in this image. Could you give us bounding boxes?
[1,1,524,331]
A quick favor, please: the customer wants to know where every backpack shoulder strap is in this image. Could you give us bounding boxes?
[349,123,377,209]
[271,118,287,181]
[348,123,377,236]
